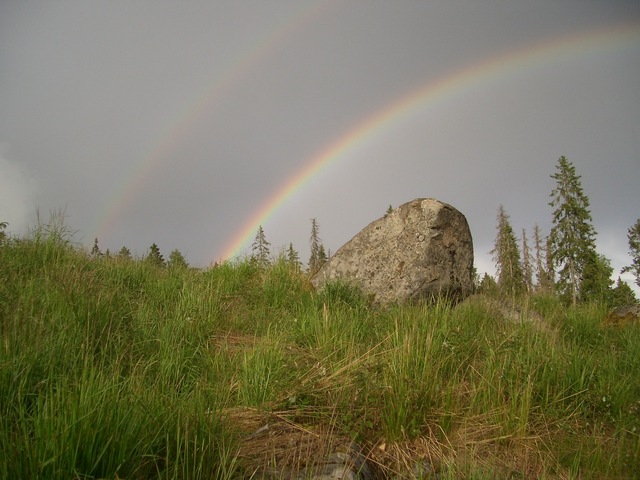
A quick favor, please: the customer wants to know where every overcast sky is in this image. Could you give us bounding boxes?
[1,1,639,290]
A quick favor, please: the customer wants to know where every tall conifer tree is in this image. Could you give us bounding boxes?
[478,273,498,295]
[491,205,524,298]
[622,219,640,288]
[168,249,189,269]
[251,225,271,268]
[118,246,132,260]
[521,228,533,294]
[308,218,323,274]
[580,251,614,304]
[611,277,637,306]
[548,156,599,305]
[91,238,102,257]
[533,224,553,293]
[545,236,555,288]
[147,243,165,268]
[286,242,301,272]
[318,244,328,266]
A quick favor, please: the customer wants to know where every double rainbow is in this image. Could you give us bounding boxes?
[218,22,640,261]
[90,1,336,244]
[90,14,639,264]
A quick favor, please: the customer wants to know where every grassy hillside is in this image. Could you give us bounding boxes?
[1,230,639,479]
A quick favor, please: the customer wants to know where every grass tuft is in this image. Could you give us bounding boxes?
[1,230,639,477]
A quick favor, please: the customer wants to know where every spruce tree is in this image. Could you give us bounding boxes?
[146,243,165,268]
[545,235,555,288]
[611,277,637,307]
[309,218,322,274]
[0,221,8,245]
[622,219,640,288]
[471,265,480,291]
[168,249,189,269]
[491,205,524,298]
[118,246,132,260]
[318,244,328,266]
[91,238,102,257]
[533,224,553,293]
[478,273,498,295]
[286,242,301,272]
[521,228,533,294]
[548,156,599,305]
[251,225,271,268]
[580,251,614,304]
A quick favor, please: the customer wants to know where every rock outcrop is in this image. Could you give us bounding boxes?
[457,294,545,324]
[311,198,474,304]
[259,442,380,480]
[604,304,640,327]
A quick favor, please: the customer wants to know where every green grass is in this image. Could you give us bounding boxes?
[1,230,639,478]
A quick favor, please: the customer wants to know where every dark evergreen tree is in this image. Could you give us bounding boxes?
[471,265,480,291]
[251,225,271,268]
[548,156,599,305]
[308,218,323,274]
[545,235,555,289]
[168,249,189,269]
[0,221,8,245]
[478,273,498,296]
[385,205,394,217]
[91,238,102,257]
[533,224,553,293]
[611,277,637,307]
[622,219,640,288]
[318,243,328,267]
[146,243,165,268]
[491,205,524,298]
[521,228,533,294]
[580,251,614,304]
[118,246,132,260]
[286,242,301,272]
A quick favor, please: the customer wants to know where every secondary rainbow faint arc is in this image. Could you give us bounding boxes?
[90,1,336,243]
[218,22,640,262]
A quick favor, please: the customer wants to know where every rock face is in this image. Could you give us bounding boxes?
[260,443,381,480]
[457,294,545,324]
[604,304,640,327]
[311,198,474,304]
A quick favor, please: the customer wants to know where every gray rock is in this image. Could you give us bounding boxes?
[604,304,640,326]
[457,294,545,324]
[311,198,474,305]
[260,442,379,480]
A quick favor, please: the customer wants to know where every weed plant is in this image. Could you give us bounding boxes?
[1,227,639,478]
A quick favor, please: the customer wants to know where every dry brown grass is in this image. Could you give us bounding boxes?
[220,405,565,479]
[221,406,355,477]
[220,401,586,479]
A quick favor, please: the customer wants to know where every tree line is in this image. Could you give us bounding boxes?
[32,213,327,275]
[83,216,330,275]
[250,217,328,274]
[2,156,637,307]
[487,156,639,307]
[89,238,189,270]
[251,156,639,308]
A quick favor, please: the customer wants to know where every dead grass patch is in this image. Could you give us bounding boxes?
[221,406,355,477]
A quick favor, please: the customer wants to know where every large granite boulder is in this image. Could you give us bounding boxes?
[311,198,474,304]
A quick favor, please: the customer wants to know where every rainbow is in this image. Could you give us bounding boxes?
[218,22,640,262]
[90,1,336,243]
